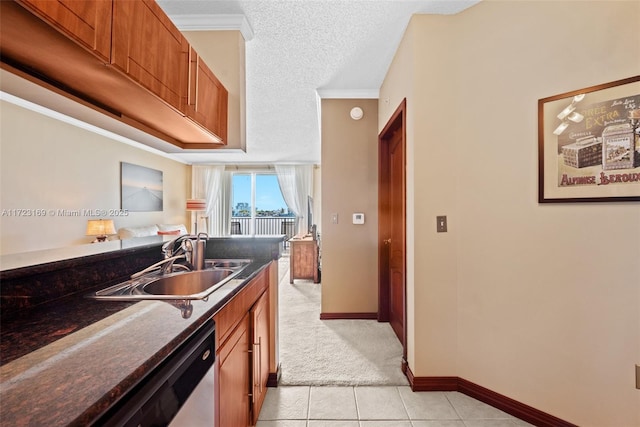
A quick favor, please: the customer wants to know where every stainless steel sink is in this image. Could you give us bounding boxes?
[92,259,251,301]
[141,269,234,296]
[205,259,247,269]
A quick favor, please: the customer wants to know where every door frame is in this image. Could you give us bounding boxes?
[378,98,407,365]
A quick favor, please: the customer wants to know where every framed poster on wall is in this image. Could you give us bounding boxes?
[538,75,640,203]
[121,162,163,211]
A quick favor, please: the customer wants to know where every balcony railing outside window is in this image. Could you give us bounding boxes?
[230,217,297,241]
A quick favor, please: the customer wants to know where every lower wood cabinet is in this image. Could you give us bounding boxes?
[215,265,271,426]
[251,292,269,424]
[218,313,250,427]
[290,236,319,283]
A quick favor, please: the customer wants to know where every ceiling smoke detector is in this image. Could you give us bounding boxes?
[350,107,364,120]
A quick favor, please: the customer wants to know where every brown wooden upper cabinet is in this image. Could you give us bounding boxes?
[111,0,188,114]
[186,47,229,143]
[16,0,112,62]
[0,0,228,148]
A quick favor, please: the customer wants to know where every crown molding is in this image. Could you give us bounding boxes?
[316,88,379,99]
[170,14,254,41]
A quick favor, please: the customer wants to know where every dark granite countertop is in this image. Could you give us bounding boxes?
[0,235,285,426]
[0,260,268,426]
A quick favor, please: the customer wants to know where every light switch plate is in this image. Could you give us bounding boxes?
[436,216,447,232]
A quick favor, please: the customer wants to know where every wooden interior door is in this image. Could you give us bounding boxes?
[378,99,407,360]
[388,127,405,343]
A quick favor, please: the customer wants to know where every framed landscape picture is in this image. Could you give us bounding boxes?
[538,76,640,203]
[121,162,163,211]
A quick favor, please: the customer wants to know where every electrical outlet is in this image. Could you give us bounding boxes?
[436,216,447,232]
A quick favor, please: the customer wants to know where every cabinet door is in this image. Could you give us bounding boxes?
[17,0,112,62]
[111,0,188,113]
[292,241,317,280]
[300,243,317,277]
[186,47,228,143]
[218,314,250,427]
[251,291,269,424]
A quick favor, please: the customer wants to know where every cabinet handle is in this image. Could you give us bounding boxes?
[252,337,263,394]
[188,48,197,107]
[252,341,259,402]
[258,337,262,393]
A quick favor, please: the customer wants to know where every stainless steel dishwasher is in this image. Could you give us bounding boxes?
[96,321,216,426]
[169,354,216,426]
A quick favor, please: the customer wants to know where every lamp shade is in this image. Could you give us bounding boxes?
[186,199,206,211]
[86,219,116,236]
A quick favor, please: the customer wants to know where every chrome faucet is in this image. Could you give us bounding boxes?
[161,234,194,259]
[193,232,208,271]
[161,233,209,270]
[130,255,187,279]
[131,234,209,279]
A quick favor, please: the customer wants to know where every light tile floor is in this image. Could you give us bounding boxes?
[265,258,533,427]
[256,386,534,427]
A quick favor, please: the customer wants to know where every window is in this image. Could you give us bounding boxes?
[231,173,295,237]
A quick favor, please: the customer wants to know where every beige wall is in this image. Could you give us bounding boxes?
[0,100,190,255]
[183,30,246,151]
[321,99,379,314]
[380,1,640,425]
[313,165,322,234]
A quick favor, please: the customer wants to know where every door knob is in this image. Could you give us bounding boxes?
[383,238,391,245]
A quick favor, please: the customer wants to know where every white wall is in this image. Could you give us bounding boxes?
[0,99,189,255]
[380,1,640,425]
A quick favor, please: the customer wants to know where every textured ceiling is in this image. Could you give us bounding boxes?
[157,0,479,165]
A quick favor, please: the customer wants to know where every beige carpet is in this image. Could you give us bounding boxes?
[277,256,408,386]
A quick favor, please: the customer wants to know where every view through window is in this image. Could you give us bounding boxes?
[231,173,296,238]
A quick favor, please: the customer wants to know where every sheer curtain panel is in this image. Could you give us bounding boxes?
[191,165,231,236]
[275,165,313,236]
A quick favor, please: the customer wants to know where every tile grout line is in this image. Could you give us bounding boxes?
[395,385,411,422]
[352,386,360,421]
[306,385,312,421]
[445,391,465,422]
[396,385,412,422]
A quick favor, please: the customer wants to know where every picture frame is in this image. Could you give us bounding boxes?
[121,162,163,211]
[538,76,640,203]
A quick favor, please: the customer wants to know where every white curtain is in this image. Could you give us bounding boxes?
[275,165,313,236]
[191,165,232,236]
[211,170,233,236]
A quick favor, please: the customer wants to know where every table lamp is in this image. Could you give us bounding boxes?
[186,199,206,234]
[86,219,116,242]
